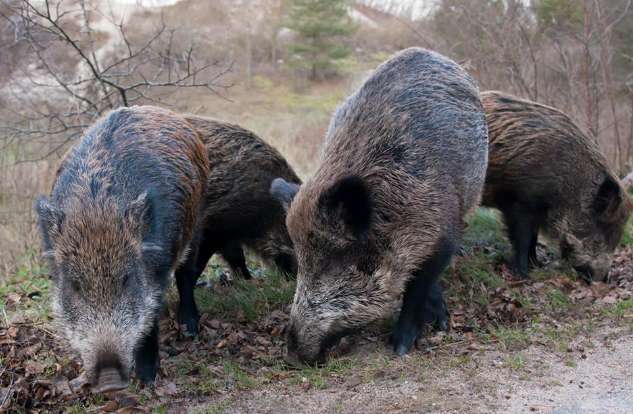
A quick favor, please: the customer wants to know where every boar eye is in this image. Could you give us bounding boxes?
[69,279,81,293]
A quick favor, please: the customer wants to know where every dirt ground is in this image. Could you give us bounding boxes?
[190,324,633,414]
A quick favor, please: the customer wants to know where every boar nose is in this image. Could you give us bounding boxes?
[573,264,594,283]
[92,353,128,393]
[591,265,610,283]
[284,349,302,367]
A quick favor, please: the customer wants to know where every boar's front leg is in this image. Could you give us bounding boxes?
[423,280,449,332]
[392,238,456,356]
[175,235,216,336]
[134,318,160,385]
[503,203,542,279]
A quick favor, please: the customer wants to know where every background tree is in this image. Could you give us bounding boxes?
[285,0,356,80]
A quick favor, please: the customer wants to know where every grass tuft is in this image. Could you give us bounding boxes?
[0,251,50,324]
[621,215,633,247]
[195,264,295,322]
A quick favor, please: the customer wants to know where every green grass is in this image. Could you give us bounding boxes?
[446,354,471,369]
[463,208,507,253]
[288,356,356,390]
[64,395,104,414]
[152,406,168,414]
[174,357,257,395]
[0,251,50,324]
[452,252,505,307]
[487,326,531,351]
[195,266,296,322]
[604,298,633,318]
[250,74,344,114]
[450,208,512,307]
[621,214,633,247]
[223,360,259,390]
[172,358,221,395]
[505,353,526,371]
[546,289,571,313]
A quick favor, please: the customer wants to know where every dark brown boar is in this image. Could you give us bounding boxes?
[174,116,301,335]
[271,48,489,363]
[35,106,209,392]
[481,91,633,281]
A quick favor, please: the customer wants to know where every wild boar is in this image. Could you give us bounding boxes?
[35,106,209,392]
[174,116,301,335]
[271,48,488,363]
[481,91,633,281]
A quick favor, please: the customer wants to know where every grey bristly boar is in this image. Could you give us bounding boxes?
[481,91,633,281]
[174,116,301,335]
[270,47,488,363]
[35,106,209,392]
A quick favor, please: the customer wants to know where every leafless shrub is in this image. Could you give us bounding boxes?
[0,0,233,161]
[428,0,633,174]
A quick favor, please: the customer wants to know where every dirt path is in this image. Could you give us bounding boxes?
[193,326,633,414]
[506,331,633,414]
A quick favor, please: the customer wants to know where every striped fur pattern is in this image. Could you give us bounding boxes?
[481,91,633,280]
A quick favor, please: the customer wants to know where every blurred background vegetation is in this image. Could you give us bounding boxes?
[1,0,633,273]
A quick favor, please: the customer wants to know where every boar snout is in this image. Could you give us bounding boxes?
[91,351,129,393]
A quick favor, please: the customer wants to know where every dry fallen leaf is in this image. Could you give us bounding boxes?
[6,292,22,305]
[102,400,119,412]
[7,326,19,338]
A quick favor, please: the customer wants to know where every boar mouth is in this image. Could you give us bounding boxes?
[572,264,594,283]
[287,328,353,367]
[90,350,130,393]
[91,367,128,393]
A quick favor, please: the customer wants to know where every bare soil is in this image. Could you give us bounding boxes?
[196,326,633,414]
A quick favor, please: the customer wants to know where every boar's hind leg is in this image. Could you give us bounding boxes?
[392,238,456,356]
[220,242,252,280]
[176,236,216,336]
[134,318,160,385]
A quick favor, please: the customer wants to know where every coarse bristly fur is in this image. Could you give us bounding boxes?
[173,116,301,335]
[481,91,633,281]
[185,116,301,276]
[273,48,488,363]
[35,106,209,389]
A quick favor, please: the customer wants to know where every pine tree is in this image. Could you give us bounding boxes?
[285,0,356,80]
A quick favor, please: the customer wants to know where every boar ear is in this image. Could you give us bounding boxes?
[34,196,64,252]
[270,178,300,212]
[594,176,623,222]
[125,191,161,252]
[320,176,371,238]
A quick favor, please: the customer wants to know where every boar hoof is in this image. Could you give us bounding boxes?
[435,316,449,332]
[511,265,530,280]
[134,323,160,385]
[178,317,199,337]
[391,324,419,356]
[177,305,200,336]
[135,361,158,386]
